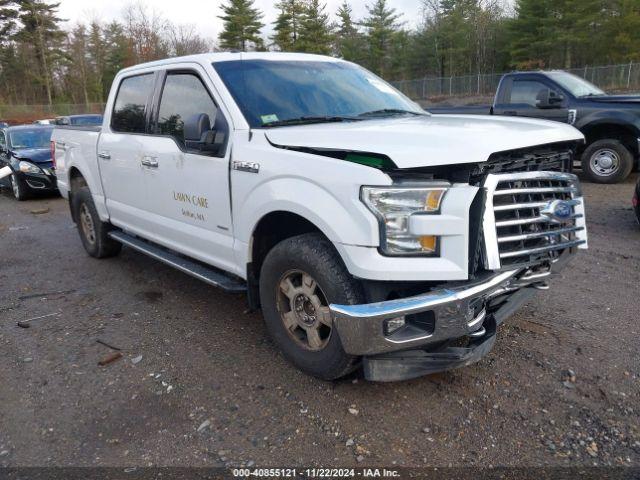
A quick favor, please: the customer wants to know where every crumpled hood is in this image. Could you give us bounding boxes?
[264,114,584,169]
[11,147,52,164]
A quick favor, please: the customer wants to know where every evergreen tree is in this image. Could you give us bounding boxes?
[0,0,19,40]
[271,0,306,51]
[334,1,363,62]
[360,0,403,77]
[218,0,264,51]
[298,0,333,54]
[16,0,65,105]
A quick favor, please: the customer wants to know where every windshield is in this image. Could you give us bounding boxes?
[212,60,424,128]
[9,127,53,149]
[546,72,606,97]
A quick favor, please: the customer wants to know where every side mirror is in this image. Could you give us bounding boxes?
[536,89,564,109]
[184,113,226,155]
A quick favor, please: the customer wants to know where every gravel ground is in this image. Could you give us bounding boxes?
[0,175,638,469]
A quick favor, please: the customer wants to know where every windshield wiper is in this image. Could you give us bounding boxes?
[357,108,426,118]
[262,116,361,127]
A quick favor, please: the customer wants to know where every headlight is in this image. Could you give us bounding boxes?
[18,161,42,174]
[361,185,448,256]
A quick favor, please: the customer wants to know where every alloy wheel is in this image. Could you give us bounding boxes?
[79,203,97,245]
[11,174,20,199]
[276,270,333,351]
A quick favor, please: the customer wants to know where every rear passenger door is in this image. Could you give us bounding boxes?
[141,67,235,273]
[98,72,157,232]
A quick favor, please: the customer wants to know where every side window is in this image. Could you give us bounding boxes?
[112,74,154,133]
[157,73,219,149]
[510,80,550,107]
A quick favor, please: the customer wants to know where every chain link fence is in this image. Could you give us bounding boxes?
[2,64,640,119]
[392,62,640,100]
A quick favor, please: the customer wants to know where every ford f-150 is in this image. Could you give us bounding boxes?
[429,70,640,184]
[51,53,588,382]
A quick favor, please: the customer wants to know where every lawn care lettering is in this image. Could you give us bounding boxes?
[173,191,208,221]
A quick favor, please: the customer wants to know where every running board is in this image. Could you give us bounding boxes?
[108,231,247,293]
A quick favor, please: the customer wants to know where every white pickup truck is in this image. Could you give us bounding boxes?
[52,52,588,382]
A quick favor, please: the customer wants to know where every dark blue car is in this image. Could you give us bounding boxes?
[0,125,56,200]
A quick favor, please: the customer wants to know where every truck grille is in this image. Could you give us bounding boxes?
[483,172,587,270]
[471,144,573,183]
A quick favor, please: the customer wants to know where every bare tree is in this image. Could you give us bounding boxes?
[122,1,169,63]
[166,23,213,56]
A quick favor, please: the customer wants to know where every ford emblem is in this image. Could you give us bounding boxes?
[541,200,574,223]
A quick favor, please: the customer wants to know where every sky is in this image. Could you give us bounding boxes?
[56,0,427,40]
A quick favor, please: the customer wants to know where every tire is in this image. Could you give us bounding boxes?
[581,139,634,184]
[259,232,365,380]
[10,173,29,201]
[71,186,122,258]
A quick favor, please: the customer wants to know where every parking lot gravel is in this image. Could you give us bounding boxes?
[0,175,638,468]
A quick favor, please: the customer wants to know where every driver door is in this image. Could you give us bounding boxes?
[495,77,569,123]
[138,67,235,273]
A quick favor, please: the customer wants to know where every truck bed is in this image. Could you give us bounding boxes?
[51,126,102,200]
[426,105,492,115]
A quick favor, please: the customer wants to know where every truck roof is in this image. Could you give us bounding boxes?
[119,52,345,75]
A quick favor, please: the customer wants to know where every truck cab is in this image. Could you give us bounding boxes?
[52,53,588,382]
[431,70,640,183]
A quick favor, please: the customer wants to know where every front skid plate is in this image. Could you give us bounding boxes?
[362,325,497,382]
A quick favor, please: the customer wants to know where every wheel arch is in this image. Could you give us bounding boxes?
[68,166,88,223]
[580,120,640,157]
[246,210,334,310]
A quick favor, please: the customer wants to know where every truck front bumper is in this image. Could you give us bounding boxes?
[329,267,553,381]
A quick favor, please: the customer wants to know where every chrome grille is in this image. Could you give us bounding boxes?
[483,172,588,270]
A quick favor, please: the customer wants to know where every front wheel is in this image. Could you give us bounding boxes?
[259,233,365,380]
[581,139,634,184]
[11,173,28,201]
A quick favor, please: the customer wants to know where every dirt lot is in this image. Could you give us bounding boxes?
[0,176,638,469]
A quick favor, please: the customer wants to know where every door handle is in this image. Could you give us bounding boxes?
[141,156,158,168]
[98,151,111,160]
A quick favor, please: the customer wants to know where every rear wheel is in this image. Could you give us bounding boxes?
[259,233,364,380]
[71,186,122,258]
[581,139,634,184]
[11,173,28,201]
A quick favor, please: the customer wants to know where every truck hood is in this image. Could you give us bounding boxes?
[586,95,640,103]
[11,147,52,164]
[264,115,584,169]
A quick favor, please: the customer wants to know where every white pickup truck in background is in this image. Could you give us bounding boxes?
[51,52,587,382]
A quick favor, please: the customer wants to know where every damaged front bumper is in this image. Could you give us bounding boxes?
[330,266,556,381]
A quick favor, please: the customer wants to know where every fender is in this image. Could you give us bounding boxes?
[235,176,380,249]
[575,109,640,140]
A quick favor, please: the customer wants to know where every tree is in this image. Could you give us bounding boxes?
[271,0,306,51]
[334,1,364,61]
[122,3,169,64]
[168,23,210,56]
[0,0,19,40]
[298,0,333,54]
[360,0,403,77]
[16,0,65,105]
[218,0,264,51]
